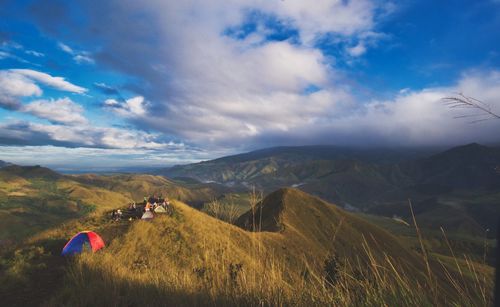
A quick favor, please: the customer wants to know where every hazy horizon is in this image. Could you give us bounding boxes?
[1,141,497,172]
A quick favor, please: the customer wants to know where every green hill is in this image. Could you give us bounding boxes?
[69,173,229,207]
[0,165,227,248]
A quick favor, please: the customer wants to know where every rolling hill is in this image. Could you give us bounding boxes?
[1,188,492,306]
[0,164,228,248]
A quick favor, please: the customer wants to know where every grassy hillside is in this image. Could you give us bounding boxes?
[0,165,129,245]
[69,173,228,207]
[0,188,490,306]
[0,165,227,249]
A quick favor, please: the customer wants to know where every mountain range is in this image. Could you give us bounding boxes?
[162,143,500,237]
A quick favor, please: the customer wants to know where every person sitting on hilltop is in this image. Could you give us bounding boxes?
[128,202,136,212]
[163,197,171,209]
[149,194,159,204]
[164,197,173,215]
[116,209,123,220]
[144,202,152,212]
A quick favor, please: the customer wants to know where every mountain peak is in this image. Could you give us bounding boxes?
[235,188,289,232]
[236,187,347,233]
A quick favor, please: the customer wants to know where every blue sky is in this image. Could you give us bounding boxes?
[0,0,499,169]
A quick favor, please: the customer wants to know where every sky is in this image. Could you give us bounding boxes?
[0,0,499,170]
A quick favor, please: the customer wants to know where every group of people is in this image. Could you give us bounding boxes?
[110,194,173,222]
[143,194,172,213]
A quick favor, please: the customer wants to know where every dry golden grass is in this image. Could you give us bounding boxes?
[43,189,493,306]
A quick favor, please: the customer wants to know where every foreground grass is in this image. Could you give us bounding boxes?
[45,195,492,307]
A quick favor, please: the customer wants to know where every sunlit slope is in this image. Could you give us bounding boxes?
[0,166,222,245]
[0,165,131,244]
[49,188,491,306]
[70,173,224,205]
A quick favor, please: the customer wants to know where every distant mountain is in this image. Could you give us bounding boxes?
[401,143,500,190]
[161,143,500,235]
[0,160,12,168]
[161,143,500,205]
[161,145,433,202]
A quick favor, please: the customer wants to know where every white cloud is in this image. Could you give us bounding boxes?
[58,42,94,65]
[347,42,366,57]
[0,70,42,109]
[22,97,88,125]
[73,53,94,64]
[0,50,30,64]
[25,50,45,57]
[1,41,23,50]
[0,51,9,59]
[105,96,147,117]
[264,71,500,147]
[0,145,214,169]
[10,69,87,93]
[58,42,74,54]
[0,120,176,150]
[74,0,392,149]
[259,0,379,43]
[0,70,43,98]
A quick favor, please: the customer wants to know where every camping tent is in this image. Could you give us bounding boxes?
[141,210,154,220]
[62,231,105,256]
[154,206,167,213]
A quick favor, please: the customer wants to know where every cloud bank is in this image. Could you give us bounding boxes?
[61,0,497,149]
